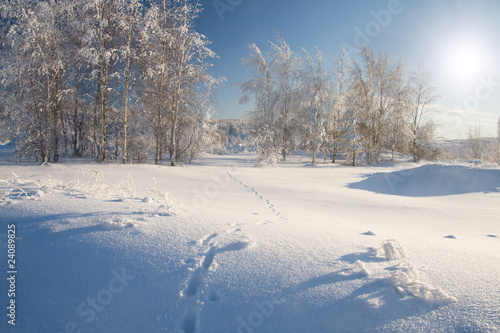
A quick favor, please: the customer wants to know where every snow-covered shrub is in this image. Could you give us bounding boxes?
[102,218,135,230]
[388,263,457,304]
[254,127,281,168]
[377,239,406,260]
[352,260,371,277]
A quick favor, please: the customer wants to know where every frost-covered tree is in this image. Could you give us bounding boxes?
[238,42,280,166]
[140,1,173,164]
[166,0,218,166]
[342,109,361,166]
[386,63,411,162]
[1,0,221,165]
[0,0,75,162]
[351,46,386,164]
[237,40,440,165]
[329,48,351,163]
[299,49,331,164]
[466,123,484,160]
[114,0,142,164]
[351,46,411,164]
[65,2,93,158]
[269,36,300,161]
[408,62,440,162]
[141,0,218,166]
[81,0,126,162]
[416,119,438,160]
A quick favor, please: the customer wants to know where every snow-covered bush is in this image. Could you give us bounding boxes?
[388,263,457,304]
[352,260,371,277]
[254,127,281,168]
[377,239,406,260]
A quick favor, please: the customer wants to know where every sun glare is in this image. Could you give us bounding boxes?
[441,35,492,86]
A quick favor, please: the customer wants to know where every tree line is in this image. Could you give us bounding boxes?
[0,0,221,165]
[238,36,440,166]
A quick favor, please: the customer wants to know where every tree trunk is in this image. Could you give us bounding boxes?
[413,136,418,162]
[52,70,61,163]
[155,105,162,165]
[122,57,131,165]
[100,60,108,163]
[73,74,80,157]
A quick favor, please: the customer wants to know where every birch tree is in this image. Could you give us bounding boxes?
[299,49,331,164]
[166,0,216,166]
[140,1,173,164]
[351,46,377,164]
[343,109,361,166]
[352,46,404,164]
[329,48,351,163]
[0,0,72,162]
[386,62,410,162]
[82,0,130,162]
[269,36,300,161]
[114,0,142,164]
[238,43,280,166]
[408,61,440,162]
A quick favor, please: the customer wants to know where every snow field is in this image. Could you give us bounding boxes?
[0,155,499,332]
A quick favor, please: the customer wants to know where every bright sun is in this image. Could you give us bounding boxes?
[441,35,491,86]
[448,45,483,78]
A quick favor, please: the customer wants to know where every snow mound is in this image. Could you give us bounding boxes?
[377,239,406,260]
[348,163,500,196]
[352,260,371,277]
[101,219,135,230]
[388,263,457,305]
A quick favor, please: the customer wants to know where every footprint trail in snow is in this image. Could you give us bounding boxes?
[227,173,287,222]
[179,230,253,333]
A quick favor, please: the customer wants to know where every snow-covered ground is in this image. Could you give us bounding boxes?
[0,151,499,332]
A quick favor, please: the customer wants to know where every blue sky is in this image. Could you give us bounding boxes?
[195,0,500,138]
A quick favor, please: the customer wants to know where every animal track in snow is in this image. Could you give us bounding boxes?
[180,304,199,333]
[198,233,218,246]
[185,270,203,297]
[208,291,220,302]
[227,173,287,222]
[202,246,217,270]
[227,222,244,227]
[226,228,241,234]
[179,231,253,333]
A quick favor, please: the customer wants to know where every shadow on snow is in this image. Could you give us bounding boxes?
[347,164,500,197]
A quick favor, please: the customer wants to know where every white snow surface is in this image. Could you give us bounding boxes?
[0,155,499,333]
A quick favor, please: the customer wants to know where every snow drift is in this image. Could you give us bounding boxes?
[348,163,500,196]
